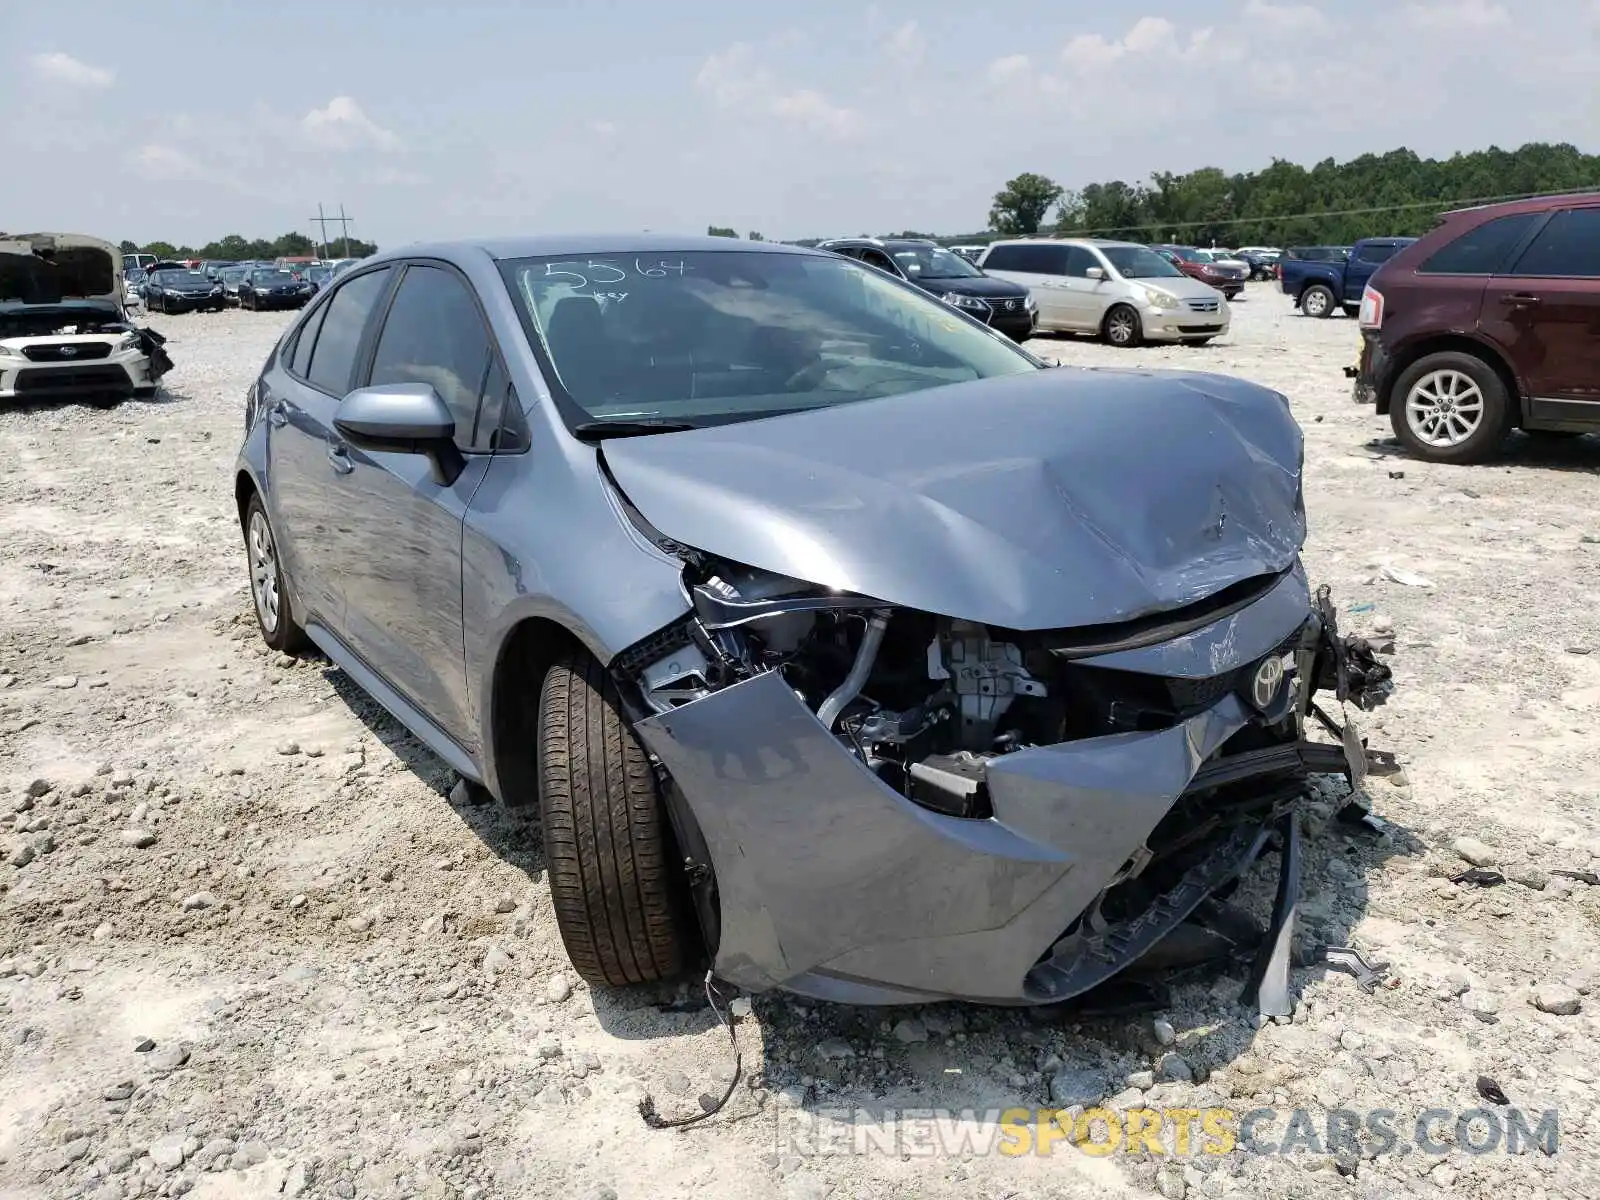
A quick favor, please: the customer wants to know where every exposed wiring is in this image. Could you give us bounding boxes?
[637,970,744,1130]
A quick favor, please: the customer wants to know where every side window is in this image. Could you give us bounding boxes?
[983,245,1026,272]
[478,360,529,452]
[859,249,898,274]
[1509,209,1600,278]
[1419,214,1538,275]
[1063,246,1098,278]
[368,264,495,451]
[1355,243,1399,265]
[306,268,392,395]
[288,302,328,378]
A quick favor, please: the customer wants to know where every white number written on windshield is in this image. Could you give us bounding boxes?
[540,259,692,288]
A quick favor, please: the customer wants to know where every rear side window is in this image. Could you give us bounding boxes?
[985,244,1067,274]
[1419,213,1537,275]
[305,268,393,395]
[1355,242,1400,265]
[288,303,328,378]
[369,264,494,450]
[1509,209,1600,278]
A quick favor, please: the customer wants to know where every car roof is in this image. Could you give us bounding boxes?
[365,235,814,265]
[1444,189,1600,219]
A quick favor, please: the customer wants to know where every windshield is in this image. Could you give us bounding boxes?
[252,270,296,284]
[307,266,332,282]
[1100,246,1185,279]
[500,250,1038,430]
[887,245,984,280]
[126,269,148,284]
[159,271,211,285]
[221,268,248,283]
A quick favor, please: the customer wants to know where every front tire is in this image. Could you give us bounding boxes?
[1102,304,1143,348]
[1389,351,1511,464]
[243,494,309,653]
[1301,284,1335,318]
[538,651,689,987]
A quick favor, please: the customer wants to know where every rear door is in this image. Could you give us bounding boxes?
[265,266,395,631]
[983,244,1071,327]
[330,260,504,752]
[1484,206,1600,420]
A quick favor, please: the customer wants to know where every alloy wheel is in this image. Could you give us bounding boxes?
[247,510,280,634]
[1303,289,1330,317]
[1107,308,1136,346]
[1405,369,1485,448]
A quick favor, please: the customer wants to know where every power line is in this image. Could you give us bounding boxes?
[1056,183,1600,238]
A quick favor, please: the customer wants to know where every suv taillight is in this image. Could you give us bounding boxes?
[1358,285,1384,330]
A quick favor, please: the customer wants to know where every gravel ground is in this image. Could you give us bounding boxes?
[2,286,1598,1200]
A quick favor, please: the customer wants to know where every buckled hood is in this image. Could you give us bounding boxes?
[600,367,1306,631]
[0,232,122,306]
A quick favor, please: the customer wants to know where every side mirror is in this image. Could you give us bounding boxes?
[334,383,464,486]
[1085,266,1105,280]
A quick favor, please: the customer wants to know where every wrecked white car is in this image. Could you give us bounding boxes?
[0,232,172,405]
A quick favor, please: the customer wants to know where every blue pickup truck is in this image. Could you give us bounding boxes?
[1280,237,1416,318]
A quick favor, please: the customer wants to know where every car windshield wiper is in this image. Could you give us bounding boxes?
[571,418,699,440]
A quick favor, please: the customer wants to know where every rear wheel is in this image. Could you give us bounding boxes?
[1102,304,1142,348]
[243,494,309,653]
[538,650,689,987]
[1389,351,1511,464]
[1301,285,1335,317]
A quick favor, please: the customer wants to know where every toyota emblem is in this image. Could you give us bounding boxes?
[59,346,78,357]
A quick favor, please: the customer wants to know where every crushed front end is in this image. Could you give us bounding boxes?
[620,555,1394,1009]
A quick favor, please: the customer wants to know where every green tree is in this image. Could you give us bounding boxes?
[118,240,139,255]
[747,231,764,241]
[143,241,179,259]
[707,225,738,238]
[989,173,1064,236]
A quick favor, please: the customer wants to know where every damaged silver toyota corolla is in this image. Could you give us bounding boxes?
[234,236,1393,1014]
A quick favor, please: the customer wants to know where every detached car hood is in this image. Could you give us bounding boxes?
[602,367,1306,631]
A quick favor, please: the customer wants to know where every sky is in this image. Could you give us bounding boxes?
[4,0,1597,248]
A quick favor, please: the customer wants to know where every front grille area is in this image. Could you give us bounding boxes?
[21,342,113,362]
[14,365,131,393]
[1185,299,1220,313]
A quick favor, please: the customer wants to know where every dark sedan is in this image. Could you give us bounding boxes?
[146,269,226,313]
[239,269,314,311]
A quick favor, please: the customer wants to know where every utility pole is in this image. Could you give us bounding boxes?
[309,203,357,259]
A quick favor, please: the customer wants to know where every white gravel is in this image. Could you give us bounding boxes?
[2,289,1599,1199]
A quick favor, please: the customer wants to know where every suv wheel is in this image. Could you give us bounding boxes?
[1301,285,1335,318]
[1390,352,1511,464]
[537,650,690,987]
[243,494,309,653]
[1102,304,1142,348]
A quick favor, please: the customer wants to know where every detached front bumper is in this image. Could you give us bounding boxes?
[636,570,1383,1006]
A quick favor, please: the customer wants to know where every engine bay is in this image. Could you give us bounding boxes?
[621,556,1320,823]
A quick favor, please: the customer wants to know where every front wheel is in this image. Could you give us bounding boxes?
[1389,351,1511,464]
[1102,304,1142,348]
[1301,285,1335,318]
[538,651,691,987]
[243,494,309,653]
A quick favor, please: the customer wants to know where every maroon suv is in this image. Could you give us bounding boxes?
[1151,246,1248,298]
[1352,192,1600,463]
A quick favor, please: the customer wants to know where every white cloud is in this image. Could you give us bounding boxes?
[885,20,925,68]
[696,43,863,139]
[129,144,206,181]
[1058,16,1210,69]
[1242,0,1333,34]
[771,89,862,137]
[590,119,619,138]
[30,51,113,89]
[301,96,401,152]
[1404,0,1509,30]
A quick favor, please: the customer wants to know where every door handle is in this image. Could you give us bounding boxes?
[1503,293,1542,307]
[265,401,289,428]
[326,443,354,475]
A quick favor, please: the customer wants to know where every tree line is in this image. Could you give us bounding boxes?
[884,142,1600,248]
[121,232,379,262]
